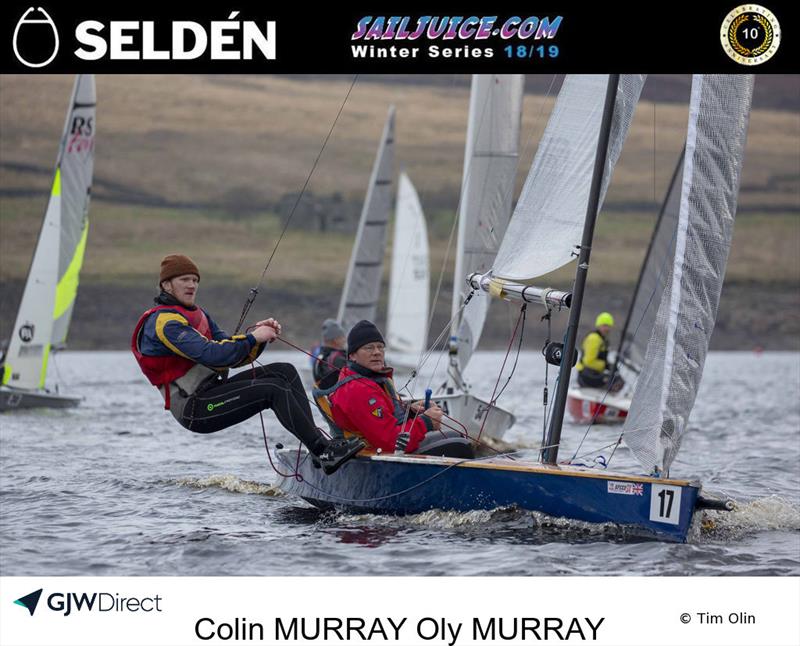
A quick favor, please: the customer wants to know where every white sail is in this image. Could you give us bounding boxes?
[386,172,430,355]
[338,106,395,332]
[450,74,524,373]
[493,75,646,282]
[52,75,96,347]
[617,150,683,375]
[2,75,96,391]
[2,175,62,390]
[622,75,755,475]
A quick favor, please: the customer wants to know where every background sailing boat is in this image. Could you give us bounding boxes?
[567,148,684,424]
[0,74,95,411]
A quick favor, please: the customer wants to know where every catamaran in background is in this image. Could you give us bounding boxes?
[277,73,753,543]
[0,75,96,411]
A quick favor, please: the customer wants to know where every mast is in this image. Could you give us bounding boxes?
[542,75,620,465]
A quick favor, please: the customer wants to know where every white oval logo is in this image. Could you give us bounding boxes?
[13,7,60,68]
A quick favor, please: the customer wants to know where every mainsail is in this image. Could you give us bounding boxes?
[450,74,524,374]
[2,75,96,391]
[338,106,395,333]
[616,149,684,375]
[386,172,430,355]
[52,75,96,347]
[622,74,755,475]
[492,75,646,282]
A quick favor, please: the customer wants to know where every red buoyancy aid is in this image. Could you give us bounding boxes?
[131,305,212,408]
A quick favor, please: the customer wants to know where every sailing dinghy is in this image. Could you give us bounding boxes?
[278,74,752,542]
[567,148,685,424]
[426,74,525,443]
[0,75,95,411]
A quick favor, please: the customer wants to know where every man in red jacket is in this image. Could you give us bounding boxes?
[330,320,472,456]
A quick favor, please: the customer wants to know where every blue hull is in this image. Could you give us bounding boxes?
[275,450,701,542]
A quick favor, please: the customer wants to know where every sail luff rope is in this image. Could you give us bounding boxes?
[234,75,359,334]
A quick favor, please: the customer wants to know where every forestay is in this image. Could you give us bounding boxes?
[492,74,645,282]
[386,172,429,355]
[622,74,755,475]
[338,106,395,332]
[450,74,523,373]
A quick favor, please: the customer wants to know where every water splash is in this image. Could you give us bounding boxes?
[173,475,283,496]
[338,506,523,529]
[701,495,800,539]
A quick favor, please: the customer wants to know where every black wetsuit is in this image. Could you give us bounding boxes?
[141,293,328,455]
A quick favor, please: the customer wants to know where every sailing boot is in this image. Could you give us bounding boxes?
[314,437,365,475]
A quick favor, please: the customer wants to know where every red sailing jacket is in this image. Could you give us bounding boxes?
[131,305,212,408]
[329,364,431,453]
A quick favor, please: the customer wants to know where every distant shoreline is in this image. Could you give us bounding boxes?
[2,280,797,353]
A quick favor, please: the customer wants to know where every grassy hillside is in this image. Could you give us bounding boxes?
[1,74,798,350]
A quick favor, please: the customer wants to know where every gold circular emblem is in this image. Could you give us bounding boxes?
[721,5,781,65]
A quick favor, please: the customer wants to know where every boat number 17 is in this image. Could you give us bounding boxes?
[649,484,682,525]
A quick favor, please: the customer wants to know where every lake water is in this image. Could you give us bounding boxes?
[1,350,798,576]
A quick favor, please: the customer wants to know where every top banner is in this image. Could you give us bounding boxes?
[1,1,796,73]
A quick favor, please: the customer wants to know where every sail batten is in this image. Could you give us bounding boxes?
[492,75,645,283]
[338,107,395,332]
[622,74,755,474]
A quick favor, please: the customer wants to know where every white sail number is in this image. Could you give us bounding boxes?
[649,484,682,525]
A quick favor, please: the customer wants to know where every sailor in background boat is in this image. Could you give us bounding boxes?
[329,320,474,457]
[575,312,625,392]
[131,254,364,474]
[312,319,347,389]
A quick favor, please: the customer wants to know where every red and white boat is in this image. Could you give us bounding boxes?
[567,387,630,424]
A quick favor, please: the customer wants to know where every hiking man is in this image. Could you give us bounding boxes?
[131,254,364,474]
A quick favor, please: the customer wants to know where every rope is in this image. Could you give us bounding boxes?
[475,303,526,442]
[234,75,359,334]
[540,307,553,447]
[272,333,511,458]
[275,450,519,505]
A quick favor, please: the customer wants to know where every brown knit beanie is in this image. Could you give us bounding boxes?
[159,254,200,284]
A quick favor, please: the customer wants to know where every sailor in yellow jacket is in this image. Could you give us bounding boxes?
[576,312,624,392]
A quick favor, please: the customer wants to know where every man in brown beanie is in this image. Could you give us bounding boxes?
[132,254,364,474]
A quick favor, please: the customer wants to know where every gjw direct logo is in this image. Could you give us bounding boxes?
[11,6,276,67]
[13,588,163,617]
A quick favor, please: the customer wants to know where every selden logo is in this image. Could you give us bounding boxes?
[720,4,781,66]
[14,589,43,616]
[12,7,59,68]
[13,589,163,617]
[11,8,276,67]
